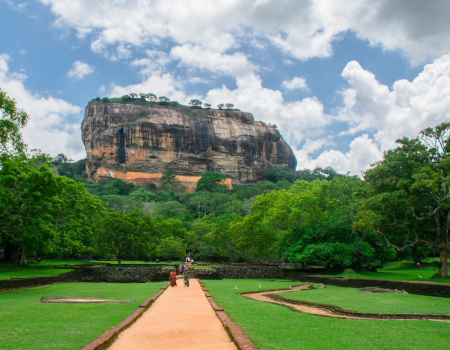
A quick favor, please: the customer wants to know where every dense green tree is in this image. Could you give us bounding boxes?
[159,169,185,193]
[147,93,157,102]
[93,210,156,265]
[0,89,29,157]
[0,157,64,266]
[265,166,296,183]
[358,122,450,276]
[156,201,187,221]
[196,172,228,193]
[189,99,202,107]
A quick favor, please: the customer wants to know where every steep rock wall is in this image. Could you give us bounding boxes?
[81,101,296,189]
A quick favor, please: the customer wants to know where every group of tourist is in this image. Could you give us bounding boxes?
[169,263,190,287]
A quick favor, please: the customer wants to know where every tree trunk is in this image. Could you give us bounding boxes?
[12,245,19,268]
[411,244,420,264]
[117,257,122,266]
[439,247,448,277]
[3,240,14,262]
[437,209,449,277]
[20,252,27,265]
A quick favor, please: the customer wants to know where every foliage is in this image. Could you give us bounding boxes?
[195,171,227,193]
[159,168,185,194]
[158,96,170,102]
[93,210,157,264]
[0,89,29,157]
[265,166,342,183]
[189,99,202,107]
[357,122,450,276]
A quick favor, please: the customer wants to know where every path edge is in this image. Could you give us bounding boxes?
[199,279,258,350]
[78,283,169,350]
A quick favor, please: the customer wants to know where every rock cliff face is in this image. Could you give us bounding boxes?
[81,101,296,191]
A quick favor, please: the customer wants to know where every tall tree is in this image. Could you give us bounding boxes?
[196,172,228,193]
[0,89,29,157]
[93,210,156,265]
[0,157,64,266]
[360,122,450,276]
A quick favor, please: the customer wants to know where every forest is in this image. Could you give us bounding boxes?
[1,90,449,276]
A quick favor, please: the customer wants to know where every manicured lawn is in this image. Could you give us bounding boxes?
[0,260,79,280]
[327,260,450,284]
[204,279,450,350]
[277,285,450,315]
[0,281,165,350]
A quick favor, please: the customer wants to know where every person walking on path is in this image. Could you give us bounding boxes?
[169,271,177,287]
[181,263,185,276]
[179,264,183,276]
[184,269,190,287]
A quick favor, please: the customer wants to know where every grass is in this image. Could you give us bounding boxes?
[0,281,165,350]
[277,285,450,315]
[326,260,450,284]
[0,260,78,280]
[203,279,450,350]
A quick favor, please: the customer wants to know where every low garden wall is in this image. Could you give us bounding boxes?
[289,274,450,298]
[3,266,450,299]
[214,266,284,279]
[81,266,283,281]
[81,266,174,283]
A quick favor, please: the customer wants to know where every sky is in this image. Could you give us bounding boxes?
[2,0,450,176]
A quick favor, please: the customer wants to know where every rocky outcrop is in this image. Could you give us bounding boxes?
[81,101,296,190]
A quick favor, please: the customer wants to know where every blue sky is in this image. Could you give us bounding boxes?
[2,0,450,175]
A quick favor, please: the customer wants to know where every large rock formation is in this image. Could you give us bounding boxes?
[81,101,296,191]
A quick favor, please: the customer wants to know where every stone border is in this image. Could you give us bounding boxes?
[78,283,169,350]
[199,280,258,350]
[287,275,450,298]
[265,293,450,321]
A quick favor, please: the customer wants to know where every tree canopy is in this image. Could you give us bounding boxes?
[0,90,29,157]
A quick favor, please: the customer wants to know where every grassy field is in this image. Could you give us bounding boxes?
[203,279,450,350]
[277,285,450,315]
[0,281,165,350]
[0,260,78,280]
[326,260,450,284]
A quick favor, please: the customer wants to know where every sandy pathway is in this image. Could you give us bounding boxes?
[108,278,237,350]
[242,286,352,319]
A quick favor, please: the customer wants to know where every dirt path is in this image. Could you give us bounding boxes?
[242,285,348,318]
[108,278,237,350]
[242,286,450,322]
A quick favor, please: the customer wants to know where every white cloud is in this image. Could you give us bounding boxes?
[297,53,450,175]
[66,60,94,80]
[294,134,383,175]
[130,50,171,77]
[205,73,328,148]
[108,72,188,103]
[282,76,308,90]
[339,54,450,151]
[0,54,85,159]
[171,44,257,78]
[39,0,450,64]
